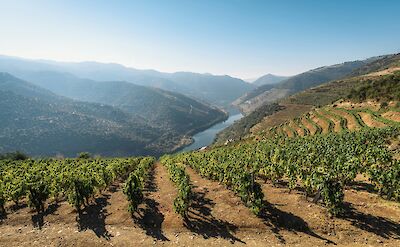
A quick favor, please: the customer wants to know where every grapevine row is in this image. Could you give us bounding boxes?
[160,156,192,217]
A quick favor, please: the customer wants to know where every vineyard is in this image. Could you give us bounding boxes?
[1,107,400,246]
[0,157,155,220]
[265,101,400,138]
[169,127,400,215]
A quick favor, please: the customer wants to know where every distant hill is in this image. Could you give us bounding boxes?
[0,73,227,156]
[284,53,400,106]
[217,53,400,144]
[252,74,289,86]
[8,70,227,134]
[234,59,371,114]
[0,55,254,108]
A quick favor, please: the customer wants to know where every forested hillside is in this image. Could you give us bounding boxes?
[0,73,226,156]
[5,71,227,135]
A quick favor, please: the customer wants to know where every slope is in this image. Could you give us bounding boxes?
[217,53,400,144]
[0,73,225,156]
[253,73,289,86]
[0,55,254,108]
[8,70,227,135]
[234,59,370,114]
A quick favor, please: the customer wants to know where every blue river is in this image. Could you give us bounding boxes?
[182,113,243,152]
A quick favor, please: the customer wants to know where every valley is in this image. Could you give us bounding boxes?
[1,47,400,247]
[2,1,400,246]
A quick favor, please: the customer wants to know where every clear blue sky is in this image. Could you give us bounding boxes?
[0,0,399,78]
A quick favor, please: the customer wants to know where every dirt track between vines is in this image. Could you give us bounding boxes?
[1,163,400,246]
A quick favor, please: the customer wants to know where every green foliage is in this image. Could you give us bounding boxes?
[26,165,50,212]
[368,159,400,201]
[123,157,155,213]
[0,182,6,215]
[347,73,400,102]
[77,152,92,159]
[124,174,143,213]
[160,156,192,217]
[174,127,400,216]
[0,157,150,214]
[168,150,265,216]
[0,151,29,161]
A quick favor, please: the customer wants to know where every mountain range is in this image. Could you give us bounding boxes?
[1,53,398,157]
[0,71,227,156]
[233,59,373,114]
[0,55,254,108]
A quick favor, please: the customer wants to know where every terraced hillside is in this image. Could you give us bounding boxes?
[263,100,400,138]
[248,55,400,139]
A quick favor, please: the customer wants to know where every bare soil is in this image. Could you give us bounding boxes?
[282,126,294,138]
[363,67,400,77]
[317,109,342,133]
[382,111,400,122]
[290,121,305,136]
[1,163,400,247]
[329,108,360,130]
[301,117,317,135]
[310,113,329,134]
[358,112,386,128]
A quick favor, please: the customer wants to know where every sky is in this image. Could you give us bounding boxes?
[0,0,399,79]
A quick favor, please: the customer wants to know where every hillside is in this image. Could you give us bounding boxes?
[0,73,226,156]
[7,71,227,135]
[283,54,400,107]
[252,57,400,137]
[213,103,284,145]
[234,60,370,114]
[2,58,400,247]
[252,74,289,86]
[217,53,400,144]
[0,55,254,108]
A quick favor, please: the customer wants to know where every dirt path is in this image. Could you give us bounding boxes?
[259,180,400,246]
[358,112,386,128]
[302,117,317,135]
[184,167,268,245]
[382,111,400,122]
[310,113,329,134]
[290,121,305,136]
[330,108,360,130]
[1,163,400,246]
[317,109,341,132]
[282,126,294,137]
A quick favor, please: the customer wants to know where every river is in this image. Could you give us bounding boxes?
[182,113,243,152]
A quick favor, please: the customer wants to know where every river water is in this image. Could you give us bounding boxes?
[182,113,243,152]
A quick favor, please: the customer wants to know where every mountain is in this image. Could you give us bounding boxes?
[215,53,400,145]
[252,74,289,86]
[7,70,227,134]
[0,72,227,156]
[0,55,254,108]
[233,60,370,114]
[284,53,400,106]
